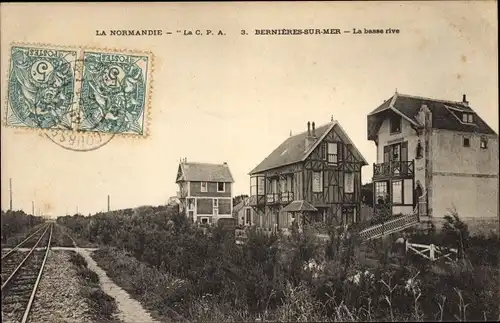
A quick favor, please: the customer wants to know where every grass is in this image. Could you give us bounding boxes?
[91,246,187,322]
[69,251,119,322]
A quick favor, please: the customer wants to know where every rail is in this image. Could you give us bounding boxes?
[22,223,53,323]
[1,223,49,260]
[1,224,51,290]
[1,223,53,323]
[358,212,419,241]
[406,240,457,262]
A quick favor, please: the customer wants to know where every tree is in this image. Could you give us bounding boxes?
[361,182,374,207]
[233,194,249,207]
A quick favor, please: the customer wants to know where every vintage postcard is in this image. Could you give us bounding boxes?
[1,2,498,323]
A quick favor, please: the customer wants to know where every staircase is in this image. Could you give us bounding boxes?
[358,192,429,241]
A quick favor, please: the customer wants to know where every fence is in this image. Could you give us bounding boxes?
[405,240,458,262]
[358,212,420,241]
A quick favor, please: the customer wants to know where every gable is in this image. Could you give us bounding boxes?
[308,124,368,165]
[176,165,185,182]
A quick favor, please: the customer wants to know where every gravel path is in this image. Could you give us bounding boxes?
[76,248,161,323]
[28,249,93,323]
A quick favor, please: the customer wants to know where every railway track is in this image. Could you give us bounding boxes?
[1,223,53,323]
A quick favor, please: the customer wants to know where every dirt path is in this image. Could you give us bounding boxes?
[75,248,161,323]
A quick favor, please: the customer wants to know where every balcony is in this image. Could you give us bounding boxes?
[266,193,279,205]
[373,160,414,180]
[280,192,294,204]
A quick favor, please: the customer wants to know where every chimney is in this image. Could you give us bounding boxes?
[462,94,469,106]
[305,121,315,151]
[312,122,316,137]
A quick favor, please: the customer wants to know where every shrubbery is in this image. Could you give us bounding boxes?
[1,210,44,244]
[58,207,500,322]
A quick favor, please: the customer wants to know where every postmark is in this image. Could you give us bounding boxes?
[4,43,154,151]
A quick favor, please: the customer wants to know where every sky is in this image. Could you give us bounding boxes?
[1,2,498,217]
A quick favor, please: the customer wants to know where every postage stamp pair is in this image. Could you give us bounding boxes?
[5,43,153,142]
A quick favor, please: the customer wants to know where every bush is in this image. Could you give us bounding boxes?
[58,206,500,322]
[1,210,44,244]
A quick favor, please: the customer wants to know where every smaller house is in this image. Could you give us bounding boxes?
[176,158,234,224]
[233,197,258,227]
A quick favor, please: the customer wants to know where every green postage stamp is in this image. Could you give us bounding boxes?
[5,43,154,137]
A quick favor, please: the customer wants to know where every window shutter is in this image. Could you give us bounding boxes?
[401,142,408,161]
[383,146,390,163]
[344,173,354,193]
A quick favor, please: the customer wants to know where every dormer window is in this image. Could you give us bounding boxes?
[390,114,402,134]
[201,182,208,192]
[217,182,225,192]
[462,113,474,123]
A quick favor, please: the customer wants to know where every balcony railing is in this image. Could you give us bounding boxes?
[280,192,294,204]
[373,160,414,179]
[266,193,279,204]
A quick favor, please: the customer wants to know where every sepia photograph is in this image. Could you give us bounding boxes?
[1,1,498,322]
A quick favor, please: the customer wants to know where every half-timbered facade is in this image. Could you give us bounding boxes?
[176,159,234,224]
[367,92,498,233]
[249,120,368,230]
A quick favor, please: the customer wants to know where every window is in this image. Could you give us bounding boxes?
[463,137,470,147]
[392,180,403,204]
[321,143,327,160]
[187,198,195,210]
[213,199,218,207]
[213,208,218,216]
[269,178,278,193]
[480,138,488,149]
[280,178,287,193]
[416,141,423,159]
[251,177,265,195]
[217,182,225,192]
[462,113,474,123]
[375,182,388,204]
[201,182,208,192]
[344,172,354,193]
[312,171,323,192]
[392,144,400,161]
[245,208,251,225]
[201,218,208,224]
[327,142,338,164]
[390,114,402,133]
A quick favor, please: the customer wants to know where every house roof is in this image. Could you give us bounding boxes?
[233,198,249,213]
[367,92,497,139]
[249,121,368,175]
[282,200,318,213]
[176,162,234,183]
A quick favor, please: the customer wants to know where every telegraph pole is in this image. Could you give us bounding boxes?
[9,178,13,211]
[32,201,35,215]
[107,195,110,212]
